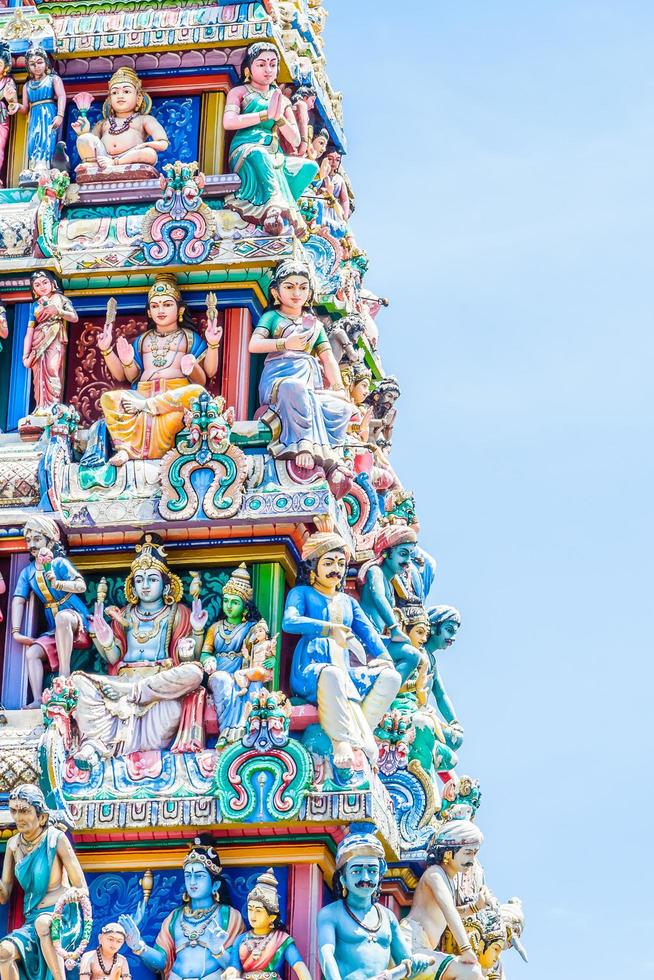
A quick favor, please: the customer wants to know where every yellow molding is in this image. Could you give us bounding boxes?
[64,281,269,308]
[200,91,226,178]
[73,543,297,584]
[78,842,335,882]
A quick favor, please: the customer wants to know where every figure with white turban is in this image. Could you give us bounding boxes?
[11,517,91,707]
[283,529,401,777]
[401,821,486,980]
[317,828,433,980]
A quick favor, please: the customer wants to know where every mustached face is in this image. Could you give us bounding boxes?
[343,858,381,900]
[314,550,347,590]
[448,845,479,874]
[384,543,416,576]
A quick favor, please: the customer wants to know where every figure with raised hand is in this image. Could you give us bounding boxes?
[120,839,243,979]
[224,869,311,980]
[0,784,89,980]
[401,821,485,980]
[97,275,221,466]
[223,42,318,235]
[18,44,65,184]
[11,516,90,708]
[317,828,433,980]
[71,535,205,768]
[283,527,401,778]
[424,606,464,753]
[79,922,131,980]
[23,271,78,413]
[250,259,351,488]
[201,564,275,747]
[72,68,169,178]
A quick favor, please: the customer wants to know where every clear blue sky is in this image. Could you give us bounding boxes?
[325,3,653,978]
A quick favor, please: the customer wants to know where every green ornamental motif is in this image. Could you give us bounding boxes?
[213,738,313,823]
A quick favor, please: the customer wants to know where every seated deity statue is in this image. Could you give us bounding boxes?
[224,869,311,980]
[11,516,91,708]
[223,43,318,236]
[401,821,485,980]
[359,523,437,687]
[72,68,169,179]
[201,564,276,748]
[79,922,131,980]
[250,260,352,490]
[283,528,401,778]
[96,274,221,467]
[120,839,244,980]
[70,535,206,769]
[0,784,89,980]
[317,829,433,980]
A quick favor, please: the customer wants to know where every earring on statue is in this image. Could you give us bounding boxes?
[309,570,316,586]
[164,585,173,606]
[244,67,251,81]
[178,308,184,323]
[341,883,348,898]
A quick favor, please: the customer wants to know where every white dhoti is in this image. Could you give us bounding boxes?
[316,661,401,763]
[400,918,456,980]
[71,662,204,759]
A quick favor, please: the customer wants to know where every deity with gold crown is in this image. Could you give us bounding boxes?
[95,273,222,467]
[71,66,169,178]
[200,564,276,748]
[70,535,208,769]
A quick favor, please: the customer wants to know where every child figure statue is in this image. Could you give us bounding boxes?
[72,67,169,181]
[79,923,131,980]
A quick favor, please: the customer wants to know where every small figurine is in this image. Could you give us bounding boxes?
[201,564,275,748]
[425,606,465,752]
[224,869,311,980]
[0,304,8,351]
[23,271,79,413]
[401,821,485,979]
[223,42,318,235]
[72,68,169,179]
[283,527,401,776]
[97,274,221,466]
[71,535,205,768]
[308,126,329,161]
[317,829,432,980]
[120,839,244,978]
[359,524,437,686]
[314,147,350,237]
[249,259,352,485]
[286,85,317,157]
[0,43,18,184]
[18,44,66,184]
[11,516,90,707]
[365,376,401,449]
[79,922,131,980]
[0,784,89,980]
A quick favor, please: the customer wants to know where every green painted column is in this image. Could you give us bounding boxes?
[253,562,286,688]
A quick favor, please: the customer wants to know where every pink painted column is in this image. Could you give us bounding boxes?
[287,863,324,978]
[1,553,33,708]
[222,307,252,420]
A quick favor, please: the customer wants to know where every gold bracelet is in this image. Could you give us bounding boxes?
[207,341,220,349]
[275,338,285,352]
[99,347,112,357]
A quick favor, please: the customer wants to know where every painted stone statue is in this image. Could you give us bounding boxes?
[283,528,401,777]
[18,44,66,184]
[0,43,18,184]
[223,42,318,235]
[11,516,90,708]
[70,535,205,768]
[401,821,485,980]
[425,606,465,754]
[317,829,432,980]
[313,147,351,237]
[23,271,78,413]
[120,840,244,980]
[0,784,89,980]
[250,259,351,487]
[359,523,436,686]
[72,68,169,179]
[201,564,275,748]
[224,869,310,980]
[97,274,221,466]
[79,922,131,980]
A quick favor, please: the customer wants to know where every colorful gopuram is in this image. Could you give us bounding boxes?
[0,3,526,980]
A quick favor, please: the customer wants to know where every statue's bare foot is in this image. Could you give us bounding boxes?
[108,449,130,467]
[24,699,42,710]
[97,155,114,171]
[332,739,355,769]
[73,743,102,771]
[295,451,315,470]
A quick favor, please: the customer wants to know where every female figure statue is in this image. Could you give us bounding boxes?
[224,869,311,980]
[249,260,351,482]
[201,564,275,748]
[0,44,18,185]
[97,275,221,466]
[223,43,318,235]
[23,271,78,412]
[313,147,350,237]
[19,45,66,183]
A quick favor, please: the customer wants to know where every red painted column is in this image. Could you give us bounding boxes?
[288,863,324,978]
[222,307,252,420]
